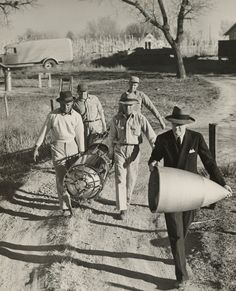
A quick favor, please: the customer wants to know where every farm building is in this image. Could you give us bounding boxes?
[139,33,165,49]
[218,23,236,61]
[224,23,236,40]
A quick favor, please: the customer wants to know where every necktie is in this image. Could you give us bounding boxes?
[177,137,181,151]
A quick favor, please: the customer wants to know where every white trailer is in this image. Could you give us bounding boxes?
[0,38,73,69]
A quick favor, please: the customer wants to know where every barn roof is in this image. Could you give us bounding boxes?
[224,23,236,35]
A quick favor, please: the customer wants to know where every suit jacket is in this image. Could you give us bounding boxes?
[149,129,225,186]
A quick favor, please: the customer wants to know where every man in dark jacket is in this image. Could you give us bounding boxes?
[148,106,232,289]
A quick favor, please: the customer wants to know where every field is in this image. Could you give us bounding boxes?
[0,66,235,290]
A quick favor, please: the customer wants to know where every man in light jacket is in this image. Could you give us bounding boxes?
[34,91,85,216]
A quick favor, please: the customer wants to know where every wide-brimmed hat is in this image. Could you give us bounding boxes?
[77,82,88,92]
[165,106,195,124]
[119,98,139,105]
[129,76,140,83]
[56,91,74,103]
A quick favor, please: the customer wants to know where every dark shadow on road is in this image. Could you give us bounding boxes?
[89,218,158,233]
[0,241,176,290]
[96,197,116,206]
[0,206,62,221]
[150,238,170,249]
[79,205,118,219]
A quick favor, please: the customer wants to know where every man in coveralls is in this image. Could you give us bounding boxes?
[33,91,85,216]
[120,76,166,130]
[108,98,156,220]
[73,82,106,149]
[148,106,232,289]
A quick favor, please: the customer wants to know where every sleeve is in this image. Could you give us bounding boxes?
[198,133,225,186]
[141,92,162,121]
[97,98,107,131]
[74,112,85,153]
[148,135,164,165]
[107,117,117,156]
[141,115,156,148]
[35,113,52,147]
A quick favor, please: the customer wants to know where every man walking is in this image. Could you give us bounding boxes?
[120,76,166,130]
[73,82,106,149]
[108,98,156,220]
[148,106,232,289]
[33,91,85,216]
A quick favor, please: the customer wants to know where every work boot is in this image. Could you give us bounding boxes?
[119,210,127,220]
[174,279,190,290]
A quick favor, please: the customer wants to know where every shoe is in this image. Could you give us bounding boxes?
[119,210,127,220]
[62,209,73,217]
[127,197,131,205]
[174,280,190,290]
[68,206,73,216]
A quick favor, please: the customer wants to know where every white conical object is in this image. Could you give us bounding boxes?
[148,167,229,213]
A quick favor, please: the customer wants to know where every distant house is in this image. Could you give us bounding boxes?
[224,23,236,40]
[139,33,165,49]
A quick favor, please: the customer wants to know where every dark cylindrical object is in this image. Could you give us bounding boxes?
[50,99,54,111]
[209,123,217,160]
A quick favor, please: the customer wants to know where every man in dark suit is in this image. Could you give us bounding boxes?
[148,106,232,289]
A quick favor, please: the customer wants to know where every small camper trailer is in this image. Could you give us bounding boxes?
[0,38,73,69]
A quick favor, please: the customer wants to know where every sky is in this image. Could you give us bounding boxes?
[0,0,236,44]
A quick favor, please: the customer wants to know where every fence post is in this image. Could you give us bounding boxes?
[4,68,12,91]
[38,73,42,88]
[209,123,217,160]
[3,92,9,118]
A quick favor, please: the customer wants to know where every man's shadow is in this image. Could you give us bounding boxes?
[0,241,176,290]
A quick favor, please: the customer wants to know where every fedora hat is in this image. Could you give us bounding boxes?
[56,91,74,103]
[119,98,139,105]
[165,106,195,124]
[77,82,88,92]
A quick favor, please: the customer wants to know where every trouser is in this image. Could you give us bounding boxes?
[165,210,195,281]
[51,140,78,210]
[84,120,103,149]
[114,144,140,211]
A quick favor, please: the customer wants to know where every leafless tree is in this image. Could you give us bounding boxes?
[84,16,120,39]
[118,0,212,78]
[0,0,37,23]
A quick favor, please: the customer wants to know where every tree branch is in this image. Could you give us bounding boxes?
[0,0,36,19]
[120,0,163,30]
[176,0,189,44]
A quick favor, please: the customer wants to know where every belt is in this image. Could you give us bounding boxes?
[114,142,139,146]
[52,139,75,145]
[84,118,101,123]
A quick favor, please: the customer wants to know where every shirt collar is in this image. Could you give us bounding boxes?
[60,109,72,115]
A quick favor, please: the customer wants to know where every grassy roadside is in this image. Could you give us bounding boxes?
[189,164,236,290]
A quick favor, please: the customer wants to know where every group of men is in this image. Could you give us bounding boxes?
[33,75,232,289]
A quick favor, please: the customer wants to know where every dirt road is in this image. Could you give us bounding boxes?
[0,76,235,291]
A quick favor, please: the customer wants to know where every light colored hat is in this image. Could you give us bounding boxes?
[129,76,140,83]
[77,82,88,92]
[119,98,139,105]
[165,106,195,124]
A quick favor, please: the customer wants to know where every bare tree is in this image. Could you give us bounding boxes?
[84,16,120,39]
[124,21,162,39]
[118,0,212,79]
[0,0,37,23]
